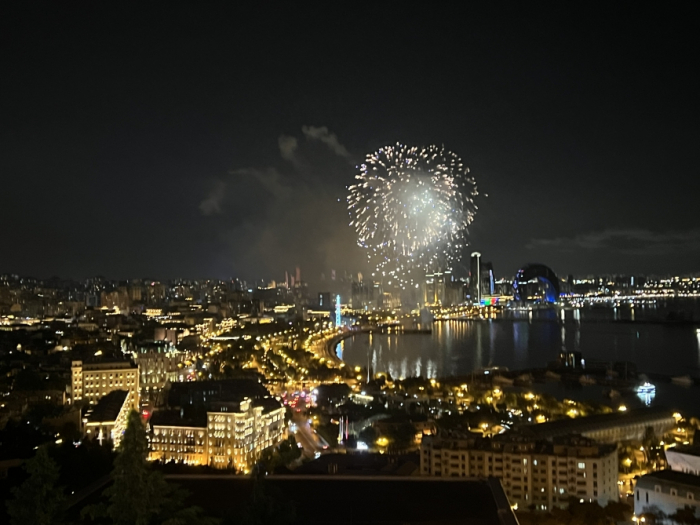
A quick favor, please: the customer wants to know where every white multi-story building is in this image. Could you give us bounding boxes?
[133,346,189,403]
[421,434,618,510]
[149,397,286,471]
[71,360,139,408]
[148,380,286,471]
[635,470,700,518]
[83,389,134,448]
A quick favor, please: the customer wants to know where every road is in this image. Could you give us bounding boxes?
[291,411,328,459]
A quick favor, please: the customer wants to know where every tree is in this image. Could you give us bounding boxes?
[6,446,65,525]
[670,505,700,525]
[238,469,296,525]
[84,410,217,525]
[385,422,416,452]
[258,436,302,473]
[358,425,377,446]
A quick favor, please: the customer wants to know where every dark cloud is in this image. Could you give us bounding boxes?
[277,135,299,164]
[199,126,365,286]
[199,180,227,216]
[528,229,700,256]
[301,126,351,159]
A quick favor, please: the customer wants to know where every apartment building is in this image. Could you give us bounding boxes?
[71,359,139,408]
[421,433,618,509]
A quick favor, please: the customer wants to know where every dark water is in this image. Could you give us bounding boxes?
[337,304,700,415]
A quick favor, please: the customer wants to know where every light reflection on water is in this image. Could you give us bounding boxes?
[340,316,700,378]
[338,310,700,415]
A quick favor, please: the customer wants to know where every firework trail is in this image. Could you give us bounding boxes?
[347,144,478,288]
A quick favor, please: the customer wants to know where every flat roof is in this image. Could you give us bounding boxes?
[86,390,129,423]
[150,408,207,428]
[164,475,517,525]
[167,379,269,407]
[666,444,700,458]
[518,406,674,439]
[637,469,700,490]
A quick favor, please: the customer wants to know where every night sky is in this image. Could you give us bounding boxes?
[2,3,699,285]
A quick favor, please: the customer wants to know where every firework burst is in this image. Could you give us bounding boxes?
[347,143,478,288]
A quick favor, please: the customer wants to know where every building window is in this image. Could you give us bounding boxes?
[655,486,662,493]
[577,462,585,469]
[689,493,695,501]
[671,488,678,497]
[636,491,639,501]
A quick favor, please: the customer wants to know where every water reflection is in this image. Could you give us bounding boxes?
[340,314,700,379]
[637,391,655,407]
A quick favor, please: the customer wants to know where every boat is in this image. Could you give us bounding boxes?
[671,375,694,387]
[635,381,656,395]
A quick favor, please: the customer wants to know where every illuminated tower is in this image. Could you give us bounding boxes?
[335,295,341,326]
[470,252,481,304]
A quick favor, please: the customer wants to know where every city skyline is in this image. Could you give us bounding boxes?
[2,5,700,523]
[2,4,699,283]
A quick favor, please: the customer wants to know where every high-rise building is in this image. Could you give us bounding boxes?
[318,292,332,309]
[469,252,482,303]
[351,280,382,310]
[423,270,452,305]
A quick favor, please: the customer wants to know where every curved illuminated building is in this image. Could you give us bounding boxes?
[513,264,560,303]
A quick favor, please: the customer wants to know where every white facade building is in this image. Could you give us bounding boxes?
[635,470,700,518]
[421,434,618,510]
[72,359,139,408]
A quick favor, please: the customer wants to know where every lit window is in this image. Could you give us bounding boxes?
[577,462,585,469]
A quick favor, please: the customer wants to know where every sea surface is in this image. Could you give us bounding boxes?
[337,300,700,415]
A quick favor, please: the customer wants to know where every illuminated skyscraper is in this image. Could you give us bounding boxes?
[469,252,481,303]
[335,295,341,326]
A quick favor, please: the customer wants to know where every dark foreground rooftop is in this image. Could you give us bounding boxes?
[165,475,517,525]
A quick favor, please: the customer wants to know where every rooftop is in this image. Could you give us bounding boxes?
[164,475,517,525]
[666,444,700,458]
[86,390,129,423]
[150,408,207,428]
[292,453,420,476]
[636,469,700,490]
[425,433,617,457]
[74,359,137,370]
[166,379,270,408]
[516,406,674,440]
